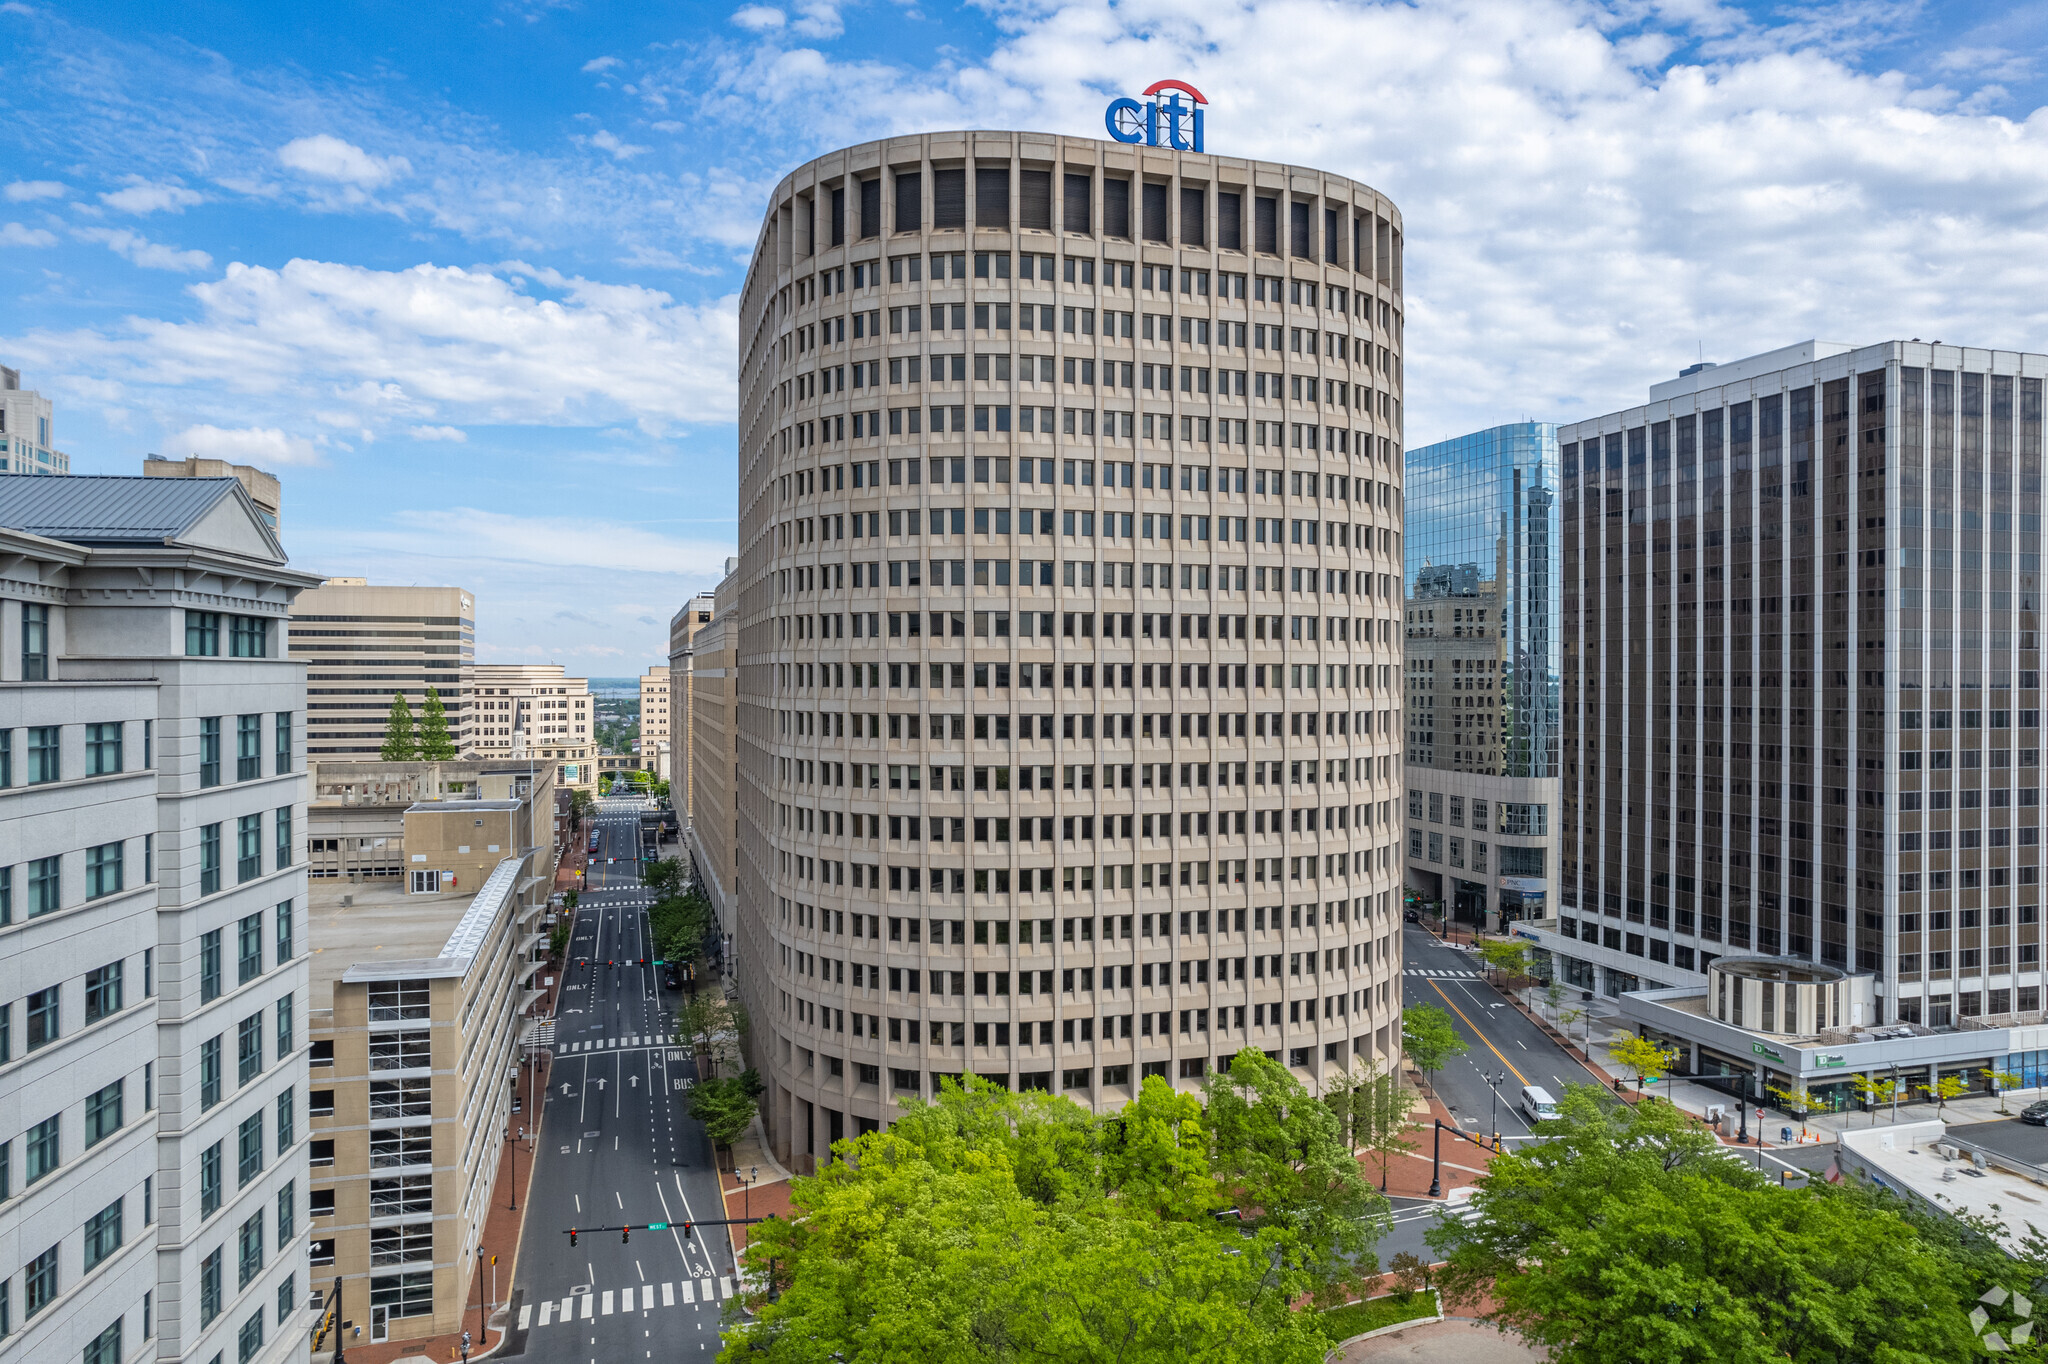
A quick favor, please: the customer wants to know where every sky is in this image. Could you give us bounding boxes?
[6,0,2048,669]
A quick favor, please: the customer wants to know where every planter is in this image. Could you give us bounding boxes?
[1321,1288,1443,1356]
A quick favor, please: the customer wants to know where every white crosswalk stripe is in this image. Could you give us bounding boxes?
[530,1282,723,1327]
[1403,968,1481,979]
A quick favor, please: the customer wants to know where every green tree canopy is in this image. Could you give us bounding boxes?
[417,686,457,759]
[379,692,417,761]
[1427,1086,1980,1363]
[689,1070,762,1149]
[1401,1004,1468,1091]
[722,1062,1382,1363]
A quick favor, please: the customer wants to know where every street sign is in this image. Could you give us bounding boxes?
[648,1221,669,1230]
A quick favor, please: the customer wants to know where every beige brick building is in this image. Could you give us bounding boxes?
[290,580,475,760]
[472,664,596,790]
[669,590,719,823]
[638,664,673,786]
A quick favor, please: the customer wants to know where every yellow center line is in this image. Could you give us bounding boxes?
[1427,977,1529,1089]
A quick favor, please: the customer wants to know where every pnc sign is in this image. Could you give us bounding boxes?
[1104,80,1208,153]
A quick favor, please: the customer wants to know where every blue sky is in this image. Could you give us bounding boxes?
[6,0,2048,668]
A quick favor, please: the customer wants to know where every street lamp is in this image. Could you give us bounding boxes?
[1428,1120,1443,1198]
[1484,1070,1506,1149]
[471,1244,486,1359]
[743,1166,758,1220]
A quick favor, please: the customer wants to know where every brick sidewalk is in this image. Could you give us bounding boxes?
[318,1053,550,1364]
[720,1164,795,1256]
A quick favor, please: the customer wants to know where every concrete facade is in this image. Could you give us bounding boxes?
[289,581,475,762]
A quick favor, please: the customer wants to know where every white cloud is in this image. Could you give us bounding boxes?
[12,257,736,434]
[588,129,650,160]
[407,424,468,442]
[0,222,57,247]
[582,55,622,73]
[75,227,212,272]
[165,423,324,468]
[789,0,843,39]
[276,135,411,190]
[5,180,65,202]
[731,5,786,30]
[99,178,204,215]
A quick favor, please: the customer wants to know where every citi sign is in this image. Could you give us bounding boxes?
[1104,80,1208,152]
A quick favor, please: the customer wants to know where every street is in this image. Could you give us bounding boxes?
[502,797,742,1363]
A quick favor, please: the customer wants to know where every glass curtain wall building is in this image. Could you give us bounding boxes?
[1531,340,2048,1117]
[733,131,1409,1171]
[1402,423,1561,928]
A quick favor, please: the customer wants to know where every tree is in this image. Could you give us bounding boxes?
[1428,1086,1979,1363]
[568,788,596,827]
[1852,1073,1900,1127]
[1543,979,1567,1018]
[563,889,578,913]
[1385,1250,1433,1300]
[1557,1006,1587,1053]
[1402,1004,1468,1095]
[547,921,569,959]
[1351,1061,1419,1192]
[643,856,686,897]
[379,692,417,761]
[676,991,747,1079]
[1477,939,1528,983]
[1922,1072,1969,1120]
[690,1070,762,1152]
[416,687,457,759]
[1603,1032,1678,1099]
[722,1074,1369,1364]
[1985,1068,2024,1116]
[1765,1080,1814,1139]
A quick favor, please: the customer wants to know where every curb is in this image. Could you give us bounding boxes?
[1321,1291,1445,1359]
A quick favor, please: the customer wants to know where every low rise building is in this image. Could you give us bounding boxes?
[305,758,560,886]
[306,793,555,1348]
[144,455,282,532]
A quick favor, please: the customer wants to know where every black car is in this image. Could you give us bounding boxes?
[2021,1100,2048,1126]
[1404,908,1420,923]
[663,964,683,990]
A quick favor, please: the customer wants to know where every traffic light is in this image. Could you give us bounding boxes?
[569,1228,578,1247]
[622,1226,631,1244]
[682,1221,694,1241]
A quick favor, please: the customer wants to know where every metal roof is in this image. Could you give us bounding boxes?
[0,474,276,553]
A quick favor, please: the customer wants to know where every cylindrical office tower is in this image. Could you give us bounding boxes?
[733,130,1407,1170]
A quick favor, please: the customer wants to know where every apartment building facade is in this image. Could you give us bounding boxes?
[683,579,736,933]
[472,665,594,790]
[0,365,72,475]
[638,665,672,786]
[1402,422,1562,929]
[734,132,1409,1169]
[670,591,718,826]
[0,476,317,1364]
[289,581,474,760]
[1531,340,2048,1112]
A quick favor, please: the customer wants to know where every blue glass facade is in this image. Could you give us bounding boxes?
[1403,421,1561,925]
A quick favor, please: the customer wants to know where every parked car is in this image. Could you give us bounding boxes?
[2020,1100,2048,1126]
[663,964,683,990]
[1404,908,1420,923]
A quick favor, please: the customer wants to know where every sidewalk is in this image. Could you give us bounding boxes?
[313,1054,550,1364]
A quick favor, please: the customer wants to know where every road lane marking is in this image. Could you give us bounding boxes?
[720,1276,734,1299]
[642,1285,654,1310]
[520,1305,532,1330]
[580,1294,593,1319]
[1425,978,1529,1088]
[601,1290,614,1315]
[681,1279,696,1304]
[663,1282,675,1307]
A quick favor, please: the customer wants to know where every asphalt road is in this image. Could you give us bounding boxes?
[503,798,743,1363]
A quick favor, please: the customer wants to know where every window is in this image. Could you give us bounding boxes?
[369,1174,434,1218]
[275,806,292,870]
[276,1086,294,1151]
[26,985,58,1049]
[83,1199,123,1271]
[277,1271,296,1328]
[86,960,123,1021]
[230,615,268,658]
[276,996,294,1062]
[200,1036,222,1109]
[366,979,430,1022]
[201,823,221,895]
[20,604,48,681]
[186,611,221,657]
[200,1247,223,1324]
[24,1115,59,1183]
[199,717,221,786]
[22,1245,56,1319]
[239,913,263,983]
[201,928,223,999]
[274,712,292,774]
[369,1078,431,1121]
[370,1271,435,1318]
[238,1211,264,1287]
[237,715,260,780]
[0,866,8,927]
[86,722,122,775]
[370,1223,435,1266]
[275,901,294,963]
[27,855,57,916]
[84,1320,122,1364]
[26,726,58,784]
[368,1127,432,1168]
[239,1014,264,1085]
[238,1111,264,1185]
[85,1080,124,1145]
[238,1309,263,1364]
[86,842,123,899]
[0,729,9,789]
[237,814,261,883]
[200,1141,223,1216]
[276,1181,296,1243]
[369,1031,431,1070]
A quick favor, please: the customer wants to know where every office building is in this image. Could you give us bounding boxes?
[684,578,737,935]
[1534,340,2048,1113]
[0,365,72,475]
[638,665,672,786]
[670,590,719,825]
[144,456,283,532]
[734,132,1408,1169]
[472,664,595,790]
[0,475,317,1364]
[290,580,475,760]
[306,788,555,1347]
[1401,422,1561,929]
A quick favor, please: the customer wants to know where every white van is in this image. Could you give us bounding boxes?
[1520,1085,1560,1123]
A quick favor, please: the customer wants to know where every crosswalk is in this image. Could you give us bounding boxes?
[519,1277,736,1330]
[1404,968,1482,980]
[559,1036,678,1054]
